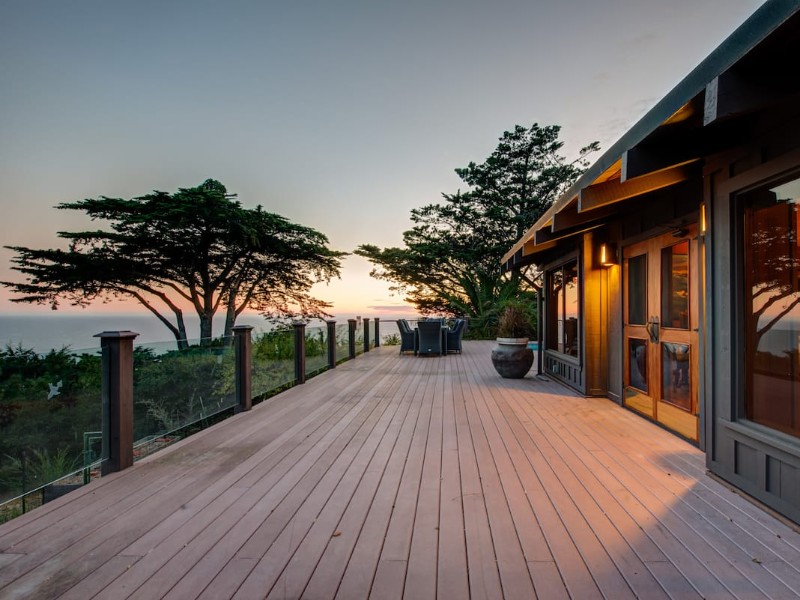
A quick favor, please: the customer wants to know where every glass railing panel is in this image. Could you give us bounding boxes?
[304,325,328,377]
[355,321,365,356]
[131,337,236,459]
[380,319,402,347]
[368,320,376,349]
[0,345,103,523]
[251,328,295,400]
[335,324,350,364]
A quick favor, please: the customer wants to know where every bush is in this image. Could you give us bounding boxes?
[0,345,101,502]
[382,334,401,346]
[496,300,536,339]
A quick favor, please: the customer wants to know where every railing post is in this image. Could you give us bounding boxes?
[95,331,138,475]
[293,322,306,384]
[326,320,337,369]
[348,319,357,359]
[233,325,253,412]
[374,317,380,348]
[363,318,370,353]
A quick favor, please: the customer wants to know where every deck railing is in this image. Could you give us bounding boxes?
[0,318,384,523]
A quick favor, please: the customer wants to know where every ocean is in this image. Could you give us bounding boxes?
[0,312,411,354]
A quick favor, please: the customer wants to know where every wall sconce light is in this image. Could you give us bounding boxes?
[700,203,707,235]
[599,242,617,268]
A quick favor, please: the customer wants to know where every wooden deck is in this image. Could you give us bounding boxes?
[2,341,800,599]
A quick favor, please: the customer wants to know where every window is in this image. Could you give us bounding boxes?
[742,174,800,439]
[662,241,690,329]
[627,254,647,325]
[546,259,580,358]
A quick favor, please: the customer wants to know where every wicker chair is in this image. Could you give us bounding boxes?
[446,318,465,354]
[397,319,417,355]
[416,320,444,356]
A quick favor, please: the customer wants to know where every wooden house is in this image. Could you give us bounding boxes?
[503,0,800,523]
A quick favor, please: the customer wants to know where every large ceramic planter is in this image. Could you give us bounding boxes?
[491,338,534,378]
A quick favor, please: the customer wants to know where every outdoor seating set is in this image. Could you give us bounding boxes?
[396,318,466,356]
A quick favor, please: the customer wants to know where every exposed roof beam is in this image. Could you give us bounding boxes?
[502,239,557,269]
[622,146,700,182]
[578,165,694,212]
[534,223,602,246]
[705,71,767,125]
[704,62,800,127]
[501,213,559,263]
[552,202,621,232]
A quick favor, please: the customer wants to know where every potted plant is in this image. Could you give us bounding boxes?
[491,301,534,378]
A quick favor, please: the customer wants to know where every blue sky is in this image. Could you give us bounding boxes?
[0,0,765,316]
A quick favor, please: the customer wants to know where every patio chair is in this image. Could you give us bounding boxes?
[397,319,417,355]
[416,320,443,356]
[446,318,465,354]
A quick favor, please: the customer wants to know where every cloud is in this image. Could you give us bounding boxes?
[367,305,416,313]
[625,32,659,48]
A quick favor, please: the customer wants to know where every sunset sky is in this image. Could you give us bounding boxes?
[0,0,765,319]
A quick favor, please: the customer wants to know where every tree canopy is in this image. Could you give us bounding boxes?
[356,124,598,335]
[2,180,345,347]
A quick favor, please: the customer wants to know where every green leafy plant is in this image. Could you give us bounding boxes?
[382,334,401,346]
[0,345,102,504]
[2,447,81,493]
[357,125,597,330]
[3,180,345,348]
[496,301,536,339]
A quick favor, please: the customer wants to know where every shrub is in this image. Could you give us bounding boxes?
[496,300,536,339]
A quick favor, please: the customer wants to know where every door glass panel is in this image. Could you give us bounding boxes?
[627,254,647,325]
[662,241,689,329]
[662,342,690,411]
[629,338,648,393]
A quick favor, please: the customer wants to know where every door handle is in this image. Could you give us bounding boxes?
[646,317,660,343]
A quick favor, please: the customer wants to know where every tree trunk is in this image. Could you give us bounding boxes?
[127,289,190,350]
[175,312,189,349]
[223,285,238,338]
[199,313,213,345]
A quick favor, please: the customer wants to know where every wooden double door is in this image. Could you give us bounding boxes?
[623,225,700,441]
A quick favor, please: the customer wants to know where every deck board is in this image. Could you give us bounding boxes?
[530,386,781,599]
[2,341,800,599]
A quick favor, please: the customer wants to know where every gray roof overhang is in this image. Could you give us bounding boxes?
[503,0,800,270]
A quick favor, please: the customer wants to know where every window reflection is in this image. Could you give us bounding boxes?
[662,241,689,329]
[629,338,648,392]
[743,175,800,439]
[546,260,580,358]
[564,262,579,357]
[662,342,690,411]
[547,269,562,353]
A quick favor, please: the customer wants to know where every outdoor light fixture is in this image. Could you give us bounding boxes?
[700,203,707,235]
[599,242,617,268]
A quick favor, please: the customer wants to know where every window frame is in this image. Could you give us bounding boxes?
[545,254,581,360]
[737,170,800,440]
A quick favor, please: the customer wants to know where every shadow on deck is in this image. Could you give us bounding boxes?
[1,341,800,599]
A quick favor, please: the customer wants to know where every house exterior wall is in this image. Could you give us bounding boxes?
[508,2,800,523]
[583,232,609,397]
[704,111,800,523]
